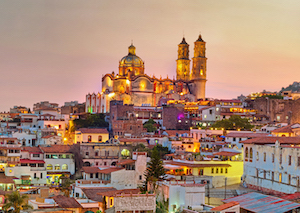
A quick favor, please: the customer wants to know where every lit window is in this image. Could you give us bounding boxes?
[46,164,53,170]
[54,164,60,170]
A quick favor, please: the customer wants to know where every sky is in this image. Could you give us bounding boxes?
[0,0,300,111]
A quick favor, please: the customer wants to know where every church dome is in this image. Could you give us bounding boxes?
[119,44,144,68]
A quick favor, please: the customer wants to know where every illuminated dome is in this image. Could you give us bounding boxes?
[119,44,144,68]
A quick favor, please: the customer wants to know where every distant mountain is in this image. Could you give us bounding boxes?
[280,82,300,93]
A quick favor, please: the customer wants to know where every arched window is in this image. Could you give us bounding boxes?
[88,135,92,142]
[98,136,102,142]
[250,148,253,159]
[256,152,259,161]
[245,147,249,158]
[46,164,53,170]
[62,164,68,170]
[55,164,60,170]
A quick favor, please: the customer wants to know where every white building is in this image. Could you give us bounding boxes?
[157,181,205,212]
[39,145,75,184]
[225,131,268,149]
[242,136,300,194]
[12,130,37,146]
[75,128,109,144]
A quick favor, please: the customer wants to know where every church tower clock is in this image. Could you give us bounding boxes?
[191,34,207,100]
[176,37,190,81]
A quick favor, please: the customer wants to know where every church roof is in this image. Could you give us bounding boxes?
[196,34,204,42]
[180,37,188,45]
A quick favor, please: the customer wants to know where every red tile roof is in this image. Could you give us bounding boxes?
[0,174,15,184]
[118,138,147,143]
[81,187,116,202]
[77,128,109,134]
[240,137,300,144]
[164,160,231,168]
[97,188,140,197]
[226,132,269,138]
[99,168,124,174]
[41,135,55,139]
[210,201,239,211]
[116,159,135,166]
[20,159,45,164]
[39,145,72,153]
[213,151,240,157]
[81,167,100,173]
[271,124,295,133]
[22,147,42,153]
[53,195,82,208]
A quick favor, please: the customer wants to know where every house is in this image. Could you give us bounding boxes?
[271,123,300,137]
[75,128,109,143]
[241,136,300,195]
[39,145,75,185]
[5,146,47,185]
[164,158,243,188]
[225,131,268,149]
[157,181,205,212]
[210,201,240,213]
[0,137,22,171]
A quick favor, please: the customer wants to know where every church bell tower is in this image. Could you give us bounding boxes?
[176,37,190,81]
[191,34,207,100]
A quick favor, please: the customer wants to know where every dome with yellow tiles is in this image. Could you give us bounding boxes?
[119,44,144,68]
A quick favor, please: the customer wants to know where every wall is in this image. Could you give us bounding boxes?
[111,170,136,190]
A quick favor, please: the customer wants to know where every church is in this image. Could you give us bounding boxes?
[86,35,207,113]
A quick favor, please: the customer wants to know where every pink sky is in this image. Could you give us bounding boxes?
[0,0,300,111]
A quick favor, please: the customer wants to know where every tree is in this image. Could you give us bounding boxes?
[212,115,253,130]
[73,113,108,129]
[156,200,168,213]
[143,119,158,132]
[144,146,165,193]
[149,144,169,159]
[3,191,32,213]
[59,176,74,197]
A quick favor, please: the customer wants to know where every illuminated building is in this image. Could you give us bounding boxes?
[86,35,207,112]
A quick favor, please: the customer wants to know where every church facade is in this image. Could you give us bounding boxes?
[86,35,207,113]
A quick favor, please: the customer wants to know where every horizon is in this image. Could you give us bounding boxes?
[1,0,300,111]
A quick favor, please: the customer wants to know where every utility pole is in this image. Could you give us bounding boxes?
[224,177,227,199]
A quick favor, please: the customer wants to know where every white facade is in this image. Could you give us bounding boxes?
[243,140,300,194]
[12,131,36,146]
[5,166,47,185]
[44,154,75,175]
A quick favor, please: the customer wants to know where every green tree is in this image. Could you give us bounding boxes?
[143,119,157,132]
[212,115,253,130]
[73,113,108,129]
[156,200,168,213]
[149,144,169,159]
[144,146,165,193]
[3,191,32,213]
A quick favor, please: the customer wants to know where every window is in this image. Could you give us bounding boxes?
[40,173,43,179]
[256,152,259,161]
[54,164,60,170]
[34,173,36,178]
[98,136,102,142]
[211,168,214,173]
[289,155,292,166]
[88,135,92,142]
[33,154,40,158]
[279,173,282,183]
[272,154,274,163]
[263,152,266,162]
[221,168,223,173]
[280,154,282,164]
[263,170,266,179]
[46,164,53,170]
[298,157,300,167]
[96,173,99,178]
[85,152,89,156]
[272,172,274,181]
[233,137,236,142]
[62,164,68,170]
[288,175,291,185]
[110,198,113,206]
[199,169,203,176]
[216,168,219,174]
[30,163,36,167]
[225,168,228,173]
[245,147,248,158]
[90,174,93,178]
[104,162,107,166]
[95,151,98,157]
[139,175,142,180]
[250,148,253,159]
[38,163,44,167]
